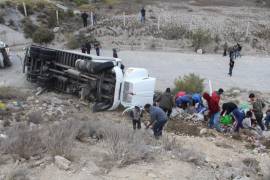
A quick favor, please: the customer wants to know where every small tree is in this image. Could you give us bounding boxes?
[173,73,204,94]
[191,29,212,51]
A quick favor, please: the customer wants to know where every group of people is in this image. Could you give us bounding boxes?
[223,43,242,77]
[81,41,101,56]
[81,11,97,27]
[129,87,269,139]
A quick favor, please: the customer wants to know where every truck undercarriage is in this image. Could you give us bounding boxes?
[23,45,119,111]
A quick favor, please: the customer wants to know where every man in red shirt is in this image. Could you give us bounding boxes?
[203,92,221,132]
[212,88,224,103]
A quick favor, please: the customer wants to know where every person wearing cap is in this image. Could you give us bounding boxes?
[144,104,167,138]
[158,88,174,118]
[249,93,265,130]
[130,106,142,130]
[212,88,224,104]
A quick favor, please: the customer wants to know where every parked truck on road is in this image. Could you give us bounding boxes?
[23,45,156,111]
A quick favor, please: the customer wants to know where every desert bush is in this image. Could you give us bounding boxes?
[1,123,44,160]
[173,73,204,94]
[21,17,38,38]
[5,166,30,180]
[44,120,79,159]
[242,158,261,173]
[78,4,95,12]
[0,86,29,100]
[161,135,179,151]
[32,26,55,44]
[191,29,212,51]
[159,24,188,40]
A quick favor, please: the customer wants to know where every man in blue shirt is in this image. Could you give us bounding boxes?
[144,104,168,138]
[175,95,192,110]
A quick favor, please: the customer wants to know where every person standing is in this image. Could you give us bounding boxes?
[203,92,221,132]
[81,11,88,27]
[249,93,265,130]
[113,48,118,58]
[228,58,235,77]
[223,42,228,56]
[130,106,142,130]
[158,88,174,118]
[81,44,86,54]
[85,41,91,54]
[140,7,146,23]
[145,104,168,139]
[94,42,101,56]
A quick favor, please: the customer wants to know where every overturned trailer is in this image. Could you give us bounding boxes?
[23,45,156,111]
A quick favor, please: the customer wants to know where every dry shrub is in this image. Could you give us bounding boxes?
[1,123,44,160]
[173,73,204,94]
[242,158,261,173]
[0,11,5,24]
[5,166,30,180]
[44,120,79,159]
[66,32,97,49]
[0,86,29,100]
[159,24,188,40]
[254,26,270,41]
[101,122,155,167]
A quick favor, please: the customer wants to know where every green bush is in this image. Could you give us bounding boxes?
[173,73,204,93]
[21,17,38,38]
[32,26,55,44]
[191,29,212,51]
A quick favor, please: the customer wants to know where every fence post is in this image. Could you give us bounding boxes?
[189,15,193,31]
[91,11,94,26]
[246,21,250,38]
[56,10,59,26]
[22,2,27,16]
[157,15,160,31]
[123,12,126,27]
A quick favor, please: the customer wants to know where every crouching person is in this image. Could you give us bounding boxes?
[231,108,245,132]
[144,104,168,139]
[130,106,142,130]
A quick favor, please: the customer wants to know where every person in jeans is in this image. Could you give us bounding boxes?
[249,93,265,130]
[145,104,167,138]
[264,108,270,130]
[130,106,142,130]
[158,88,174,118]
[140,7,146,23]
[231,108,245,132]
[203,92,221,132]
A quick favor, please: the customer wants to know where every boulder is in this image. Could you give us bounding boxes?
[54,156,71,170]
[200,128,208,135]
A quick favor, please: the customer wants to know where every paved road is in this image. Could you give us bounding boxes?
[1,50,270,92]
[115,50,270,92]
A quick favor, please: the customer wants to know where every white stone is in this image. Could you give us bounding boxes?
[196,49,203,54]
[54,156,71,170]
[200,128,208,135]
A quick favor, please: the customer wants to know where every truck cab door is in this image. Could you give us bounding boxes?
[120,68,156,108]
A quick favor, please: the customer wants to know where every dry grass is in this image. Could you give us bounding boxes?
[5,166,30,180]
[43,120,79,160]
[1,123,44,160]
[173,73,204,94]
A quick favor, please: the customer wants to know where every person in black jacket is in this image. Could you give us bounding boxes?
[94,42,101,56]
[140,7,146,23]
[221,102,238,116]
[81,44,86,53]
[81,12,88,27]
[113,48,118,58]
[228,58,234,77]
[85,41,91,54]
